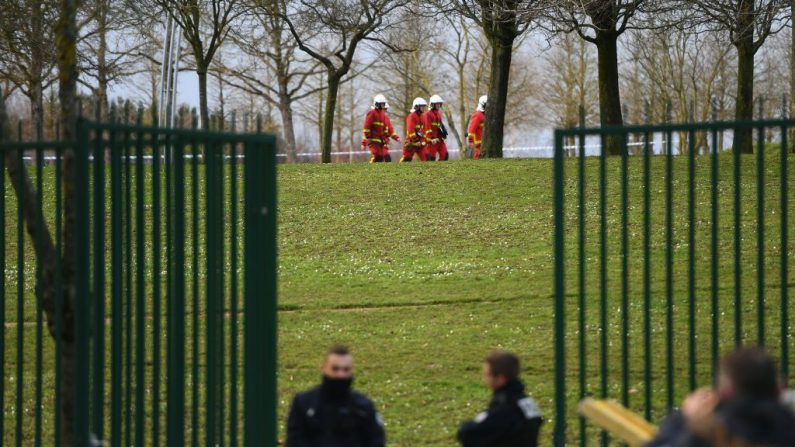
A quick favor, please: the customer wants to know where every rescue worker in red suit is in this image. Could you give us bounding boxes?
[423,95,449,161]
[401,97,428,162]
[362,94,400,163]
[467,95,487,160]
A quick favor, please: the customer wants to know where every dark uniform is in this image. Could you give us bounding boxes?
[286,384,385,447]
[457,379,542,447]
[647,396,795,447]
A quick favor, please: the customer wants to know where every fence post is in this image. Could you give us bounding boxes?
[553,129,566,447]
[244,135,278,446]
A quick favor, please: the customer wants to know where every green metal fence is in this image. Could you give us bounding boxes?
[553,120,794,446]
[0,118,278,446]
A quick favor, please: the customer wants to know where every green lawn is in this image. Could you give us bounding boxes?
[3,153,795,446]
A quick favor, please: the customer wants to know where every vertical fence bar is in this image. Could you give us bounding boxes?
[168,134,186,446]
[734,125,742,346]
[206,140,219,447]
[0,144,5,444]
[55,146,63,447]
[756,122,765,345]
[620,133,629,407]
[124,118,133,447]
[75,119,92,447]
[688,129,696,392]
[665,124,674,409]
[710,125,720,379]
[110,121,123,447]
[16,147,25,447]
[577,115,586,447]
[135,115,146,447]
[643,128,652,420]
[781,123,790,382]
[230,141,240,447]
[243,136,278,446]
[218,141,226,447]
[191,122,200,447]
[35,144,44,447]
[599,133,607,446]
[92,122,107,441]
[553,130,567,447]
[152,118,162,447]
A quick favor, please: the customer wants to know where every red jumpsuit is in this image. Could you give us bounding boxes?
[362,108,399,162]
[402,111,427,162]
[423,108,448,161]
[467,110,485,160]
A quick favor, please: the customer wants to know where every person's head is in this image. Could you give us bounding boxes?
[483,351,520,391]
[412,97,427,113]
[322,344,354,379]
[373,94,387,110]
[429,94,444,110]
[717,346,781,400]
[477,95,488,112]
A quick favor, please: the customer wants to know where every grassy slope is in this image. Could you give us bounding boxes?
[277,152,795,446]
[3,152,794,445]
[278,160,556,445]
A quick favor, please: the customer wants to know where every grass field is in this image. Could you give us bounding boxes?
[3,152,795,446]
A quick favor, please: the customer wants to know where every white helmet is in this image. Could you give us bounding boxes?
[477,95,488,112]
[429,94,444,105]
[411,97,428,111]
[384,101,390,110]
[373,94,387,107]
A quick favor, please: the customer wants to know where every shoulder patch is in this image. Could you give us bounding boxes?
[474,411,488,424]
[375,412,384,427]
[306,408,315,417]
[517,398,540,420]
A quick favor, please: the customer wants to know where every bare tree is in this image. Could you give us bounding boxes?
[445,0,544,158]
[223,0,324,158]
[143,0,243,129]
[548,0,663,154]
[277,0,411,163]
[688,0,788,152]
[541,32,597,149]
[0,0,58,141]
[79,0,149,118]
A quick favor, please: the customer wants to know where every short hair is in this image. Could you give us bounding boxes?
[485,351,520,380]
[326,344,351,358]
[721,346,778,399]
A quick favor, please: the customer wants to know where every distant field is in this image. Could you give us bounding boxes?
[3,153,794,446]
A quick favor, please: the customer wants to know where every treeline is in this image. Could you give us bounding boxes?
[1,0,792,161]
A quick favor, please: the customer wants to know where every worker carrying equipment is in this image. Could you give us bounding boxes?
[401,97,428,163]
[423,95,449,161]
[467,95,486,160]
[362,94,400,163]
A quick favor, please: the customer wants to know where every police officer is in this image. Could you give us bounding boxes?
[287,345,386,447]
[457,351,542,447]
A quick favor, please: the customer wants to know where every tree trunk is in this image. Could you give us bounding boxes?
[595,30,624,155]
[197,66,210,130]
[55,0,81,443]
[481,36,514,159]
[30,0,45,141]
[96,0,109,119]
[734,38,755,154]
[457,62,468,158]
[321,72,341,163]
[790,0,795,151]
[278,97,297,162]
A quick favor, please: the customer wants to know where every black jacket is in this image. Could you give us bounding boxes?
[647,396,795,447]
[286,386,385,447]
[457,380,542,447]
